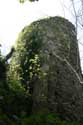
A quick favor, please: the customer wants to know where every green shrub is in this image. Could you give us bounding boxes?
[20,111,80,125]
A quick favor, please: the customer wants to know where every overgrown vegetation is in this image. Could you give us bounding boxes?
[0,41,81,125]
[18,0,38,3]
[0,17,82,124]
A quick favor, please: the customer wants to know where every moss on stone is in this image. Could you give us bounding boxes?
[8,16,83,121]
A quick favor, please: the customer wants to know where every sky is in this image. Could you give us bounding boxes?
[0,0,83,70]
[0,0,74,54]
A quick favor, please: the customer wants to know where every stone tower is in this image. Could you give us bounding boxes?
[9,17,83,121]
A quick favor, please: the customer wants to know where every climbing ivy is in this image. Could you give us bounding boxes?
[8,23,44,91]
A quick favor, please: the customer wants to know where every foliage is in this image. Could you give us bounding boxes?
[0,110,80,125]
[0,17,82,124]
[18,0,39,3]
[8,23,44,91]
[20,111,80,125]
[0,80,32,125]
[0,49,32,124]
[0,49,5,80]
[0,48,8,90]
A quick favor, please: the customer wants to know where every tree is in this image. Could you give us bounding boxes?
[69,0,83,72]
[5,47,15,62]
[18,0,39,3]
[60,0,83,72]
[0,45,15,87]
[60,0,83,35]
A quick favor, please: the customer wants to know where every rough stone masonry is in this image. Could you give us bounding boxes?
[9,16,83,121]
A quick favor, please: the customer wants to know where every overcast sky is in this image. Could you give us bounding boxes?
[0,0,83,70]
[0,0,74,53]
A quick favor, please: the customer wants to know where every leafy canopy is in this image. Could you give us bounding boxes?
[18,0,39,3]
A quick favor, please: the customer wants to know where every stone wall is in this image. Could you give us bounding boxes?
[9,16,83,121]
